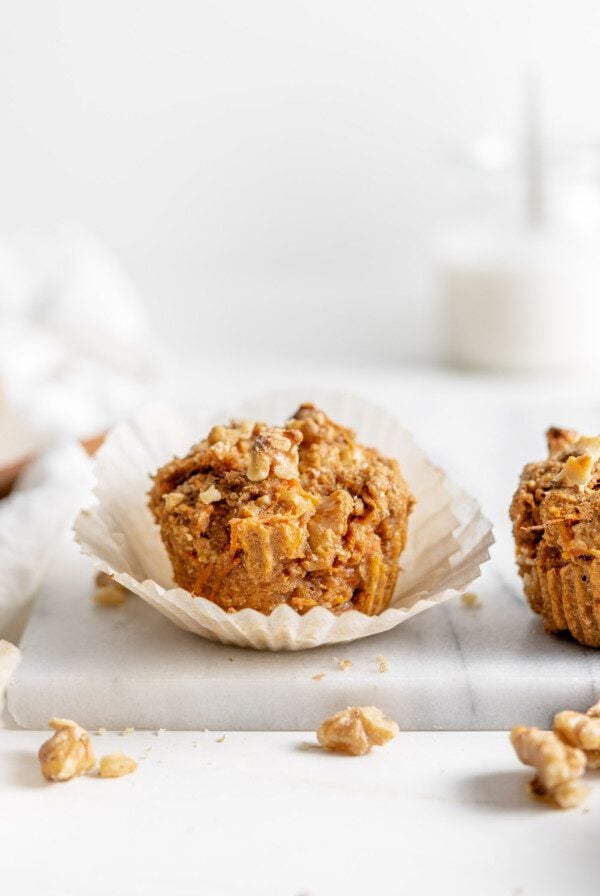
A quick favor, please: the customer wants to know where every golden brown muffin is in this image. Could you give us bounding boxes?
[510,428,600,646]
[148,404,414,615]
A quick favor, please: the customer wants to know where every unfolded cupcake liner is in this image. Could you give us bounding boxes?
[74,389,494,650]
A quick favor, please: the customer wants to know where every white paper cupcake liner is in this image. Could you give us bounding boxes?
[74,389,494,650]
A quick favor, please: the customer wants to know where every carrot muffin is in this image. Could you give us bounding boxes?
[510,428,600,646]
[148,404,414,615]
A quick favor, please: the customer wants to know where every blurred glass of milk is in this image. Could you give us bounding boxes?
[437,82,600,373]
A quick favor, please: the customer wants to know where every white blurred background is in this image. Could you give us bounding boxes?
[2,0,600,362]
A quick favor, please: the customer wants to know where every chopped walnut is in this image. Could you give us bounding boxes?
[247,427,302,482]
[586,698,600,719]
[547,427,579,456]
[99,752,137,778]
[38,718,96,782]
[317,706,399,756]
[554,710,600,751]
[570,435,600,463]
[554,708,600,770]
[163,491,186,511]
[555,454,595,489]
[528,777,589,809]
[510,725,588,809]
[94,581,129,607]
[199,484,222,504]
[552,437,600,489]
[208,424,253,447]
[230,419,255,437]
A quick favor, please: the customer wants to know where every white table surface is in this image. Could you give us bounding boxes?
[5,363,600,894]
[2,729,598,896]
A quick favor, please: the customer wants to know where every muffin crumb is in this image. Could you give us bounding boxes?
[461,592,481,609]
[335,658,352,672]
[99,753,137,778]
[376,654,390,673]
[120,727,135,737]
[312,672,325,681]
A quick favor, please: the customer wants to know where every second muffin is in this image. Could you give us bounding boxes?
[510,428,600,647]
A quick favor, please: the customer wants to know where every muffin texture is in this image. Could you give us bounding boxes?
[148,404,414,615]
[510,428,600,646]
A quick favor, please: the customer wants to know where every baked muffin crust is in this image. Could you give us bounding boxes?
[149,404,414,615]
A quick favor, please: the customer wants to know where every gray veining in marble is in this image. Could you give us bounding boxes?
[8,533,600,731]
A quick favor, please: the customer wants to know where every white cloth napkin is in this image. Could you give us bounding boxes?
[0,441,93,641]
[0,232,154,451]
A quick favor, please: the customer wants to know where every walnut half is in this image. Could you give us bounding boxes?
[38,718,96,782]
[317,706,399,756]
[510,725,588,809]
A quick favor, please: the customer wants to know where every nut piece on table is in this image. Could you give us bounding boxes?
[317,706,399,756]
[94,572,129,607]
[510,725,588,809]
[38,718,96,782]
[554,709,600,769]
[99,753,138,778]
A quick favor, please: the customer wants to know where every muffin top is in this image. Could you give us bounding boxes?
[148,403,414,615]
[510,428,600,564]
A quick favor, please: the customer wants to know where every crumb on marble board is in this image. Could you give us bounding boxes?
[376,654,389,673]
[334,657,352,672]
[120,726,135,737]
[461,592,481,609]
[312,672,325,681]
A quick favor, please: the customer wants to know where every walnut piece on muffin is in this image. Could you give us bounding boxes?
[510,428,600,646]
[148,404,414,615]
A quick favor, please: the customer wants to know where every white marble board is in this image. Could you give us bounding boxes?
[8,532,600,731]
